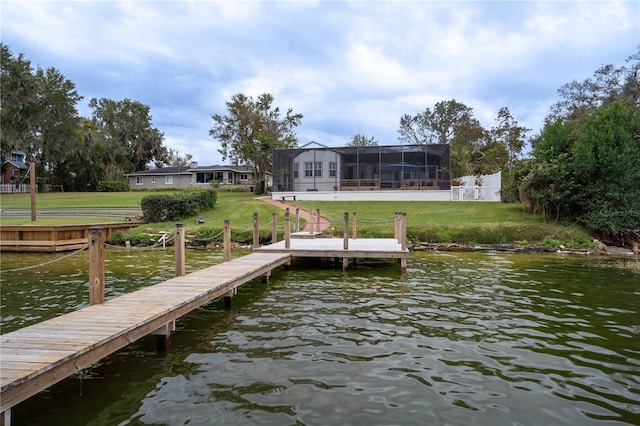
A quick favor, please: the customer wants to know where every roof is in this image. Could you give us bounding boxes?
[3,160,29,170]
[124,165,255,176]
[124,166,194,176]
[189,165,253,172]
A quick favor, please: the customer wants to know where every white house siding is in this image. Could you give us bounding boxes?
[293,149,341,191]
[129,174,192,189]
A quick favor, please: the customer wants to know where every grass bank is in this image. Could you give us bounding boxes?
[0,192,593,247]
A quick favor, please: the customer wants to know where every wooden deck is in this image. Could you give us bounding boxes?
[0,223,143,252]
[0,252,291,415]
[256,237,408,260]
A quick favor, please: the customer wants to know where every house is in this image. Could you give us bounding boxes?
[1,151,29,192]
[124,162,265,191]
[272,143,452,201]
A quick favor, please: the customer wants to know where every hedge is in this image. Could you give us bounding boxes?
[140,189,217,222]
[96,180,130,192]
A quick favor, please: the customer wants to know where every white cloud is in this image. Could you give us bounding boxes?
[2,0,638,164]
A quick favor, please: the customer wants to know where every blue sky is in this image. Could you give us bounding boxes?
[2,1,638,166]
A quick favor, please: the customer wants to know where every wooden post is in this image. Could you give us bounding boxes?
[401,213,407,250]
[1,409,10,426]
[316,208,321,233]
[223,219,231,262]
[30,162,36,222]
[271,212,278,243]
[89,227,105,305]
[343,212,349,271]
[285,208,291,249]
[394,212,400,241]
[343,212,349,250]
[352,212,357,239]
[295,208,300,233]
[401,213,407,273]
[309,208,314,235]
[253,212,259,249]
[175,223,185,277]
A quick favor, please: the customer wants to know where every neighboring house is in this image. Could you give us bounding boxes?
[125,166,193,189]
[1,151,29,187]
[124,162,266,191]
[273,142,451,193]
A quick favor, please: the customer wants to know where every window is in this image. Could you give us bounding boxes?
[329,162,337,177]
[151,177,156,183]
[293,163,298,178]
[239,173,248,180]
[314,161,322,177]
[11,169,19,177]
[165,176,173,184]
[136,176,144,185]
[304,162,313,177]
[196,172,214,183]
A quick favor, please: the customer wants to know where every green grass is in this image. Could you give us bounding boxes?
[0,192,593,247]
[0,192,146,208]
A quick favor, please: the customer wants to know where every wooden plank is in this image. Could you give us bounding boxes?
[0,252,291,413]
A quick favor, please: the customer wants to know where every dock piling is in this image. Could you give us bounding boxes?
[285,209,291,249]
[272,212,277,243]
[175,223,185,277]
[352,212,357,239]
[253,213,259,248]
[89,227,105,305]
[224,220,231,261]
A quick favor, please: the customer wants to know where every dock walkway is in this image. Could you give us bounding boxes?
[0,252,291,416]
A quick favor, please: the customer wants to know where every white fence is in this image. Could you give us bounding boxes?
[452,171,502,201]
[0,184,30,193]
[451,186,501,201]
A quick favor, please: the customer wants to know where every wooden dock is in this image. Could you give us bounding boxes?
[0,223,143,252]
[257,236,408,261]
[0,212,409,424]
[0,252,291,418]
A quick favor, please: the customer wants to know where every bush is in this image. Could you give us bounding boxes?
[110,229,154,245]
[217,185,249,193]
[140,189,217,222]
[96,180,130,192]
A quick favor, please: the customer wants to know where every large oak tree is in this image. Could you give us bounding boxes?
[210,93,302,194]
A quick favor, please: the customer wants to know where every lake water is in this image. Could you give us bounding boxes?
[1,248,639,425]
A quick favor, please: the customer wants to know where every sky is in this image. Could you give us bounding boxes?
[1,1,638,166]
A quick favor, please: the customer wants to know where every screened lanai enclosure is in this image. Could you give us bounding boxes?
[272,144,451,192]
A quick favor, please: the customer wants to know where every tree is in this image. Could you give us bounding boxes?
[210,93,302,194]
[398,99,485,177]
[571,100,640,241]
[165,148,193,167]
[0,44,41,157]
[550,47,640,121]
[35,67,84,188]
[348,133,378,146]
[88,98,166,173]
[491,107,530,171]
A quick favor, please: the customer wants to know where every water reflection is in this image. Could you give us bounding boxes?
[2,250,639,425]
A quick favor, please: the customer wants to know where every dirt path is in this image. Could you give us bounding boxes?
[258,197,331,233]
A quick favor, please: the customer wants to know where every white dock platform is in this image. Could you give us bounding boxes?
[255,237,408,260]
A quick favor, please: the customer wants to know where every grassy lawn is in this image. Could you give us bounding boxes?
[0,191,593,246]
[0,192,146,208]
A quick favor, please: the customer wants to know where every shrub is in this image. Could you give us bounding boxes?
[110,229,154,245]
[217,185,249,193]
[140,189,217,222]
[96,180,130,192]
